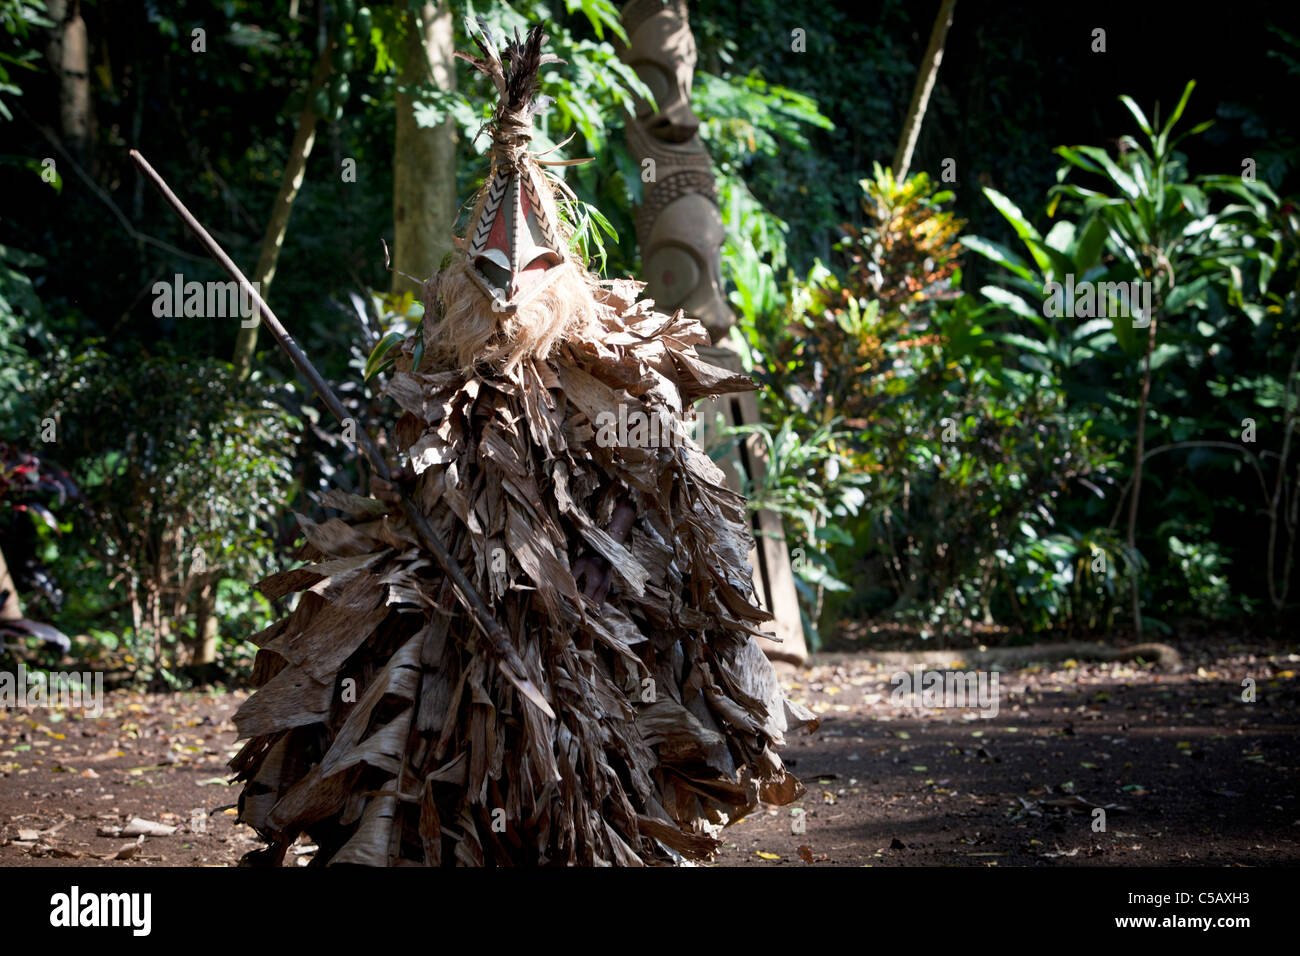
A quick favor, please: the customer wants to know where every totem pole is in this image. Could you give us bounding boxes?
[620,0,808,664]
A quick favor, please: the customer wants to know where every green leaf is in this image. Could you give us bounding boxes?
[1149,343,1182,370]
[1167,118,1214,153]
[411,325,425,372]
[364,331,404,381]
[1118,94,1153,136]
[1074,215,1109,272]
[1043,220,1076,254]
[1159,79,1197,147]
[980,285,1041,321]
[1072,318,1113,342]
[1165,276,1211,314]
[995,332,1053,357]
[983,187,1052,274]
[1054,145,1105,177]
[962,236,1034,282]
[815,524,854,546]
[1073,145,1139,199]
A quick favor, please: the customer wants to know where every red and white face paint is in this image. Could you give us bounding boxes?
[465,163,566,312]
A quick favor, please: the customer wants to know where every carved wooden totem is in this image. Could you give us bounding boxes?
[620,0,809,664]
[620,0,730,340]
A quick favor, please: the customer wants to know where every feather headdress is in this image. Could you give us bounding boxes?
[455,24,570,312]
[419,22,603,372]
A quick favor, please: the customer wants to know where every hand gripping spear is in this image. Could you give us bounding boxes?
[128,149,555,720]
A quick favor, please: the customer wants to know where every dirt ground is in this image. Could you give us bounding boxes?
[1,634,1296,867]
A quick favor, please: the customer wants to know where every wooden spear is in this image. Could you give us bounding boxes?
[128,148,555,720]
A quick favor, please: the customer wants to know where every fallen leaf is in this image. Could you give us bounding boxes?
[1041,846,1080,858]
[122,818,177,837]
[113,835,146,860]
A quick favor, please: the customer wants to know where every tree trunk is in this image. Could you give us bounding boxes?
[892,0,957,181]
[391,2,456,297]
[1266,338,1300,611]
[45,0,93,160]
[0,545,22,621]
[232,44,334,378]
[1126,316,1158,638]
[191,571,220,666]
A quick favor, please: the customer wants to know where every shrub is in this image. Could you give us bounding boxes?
[35,347,300,679]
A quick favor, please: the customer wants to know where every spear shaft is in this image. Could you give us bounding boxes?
[128,148,554,720]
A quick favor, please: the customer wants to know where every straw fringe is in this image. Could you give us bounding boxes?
[423,256,599,373]
[231,281,818,866]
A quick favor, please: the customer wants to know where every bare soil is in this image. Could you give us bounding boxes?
[1,634,1296,867]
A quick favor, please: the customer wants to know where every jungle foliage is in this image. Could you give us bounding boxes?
[1,0,1297,675]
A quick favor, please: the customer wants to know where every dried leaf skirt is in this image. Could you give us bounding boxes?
[231,282,817,865]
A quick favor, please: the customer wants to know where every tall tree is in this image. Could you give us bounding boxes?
[892,0,957,180]
[44,0,91,159]
[231,43,334,379]
[391,2,456,297]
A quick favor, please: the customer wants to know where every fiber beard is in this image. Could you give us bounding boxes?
[423,256,601,373]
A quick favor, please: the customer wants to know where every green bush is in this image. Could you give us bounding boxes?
[735,168,1115,643]
[968,81,1297,628]
[34,348,300,678]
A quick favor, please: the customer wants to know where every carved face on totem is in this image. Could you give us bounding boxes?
[621,0,733,340]
[623,0,700,143]
[643,192,730,336]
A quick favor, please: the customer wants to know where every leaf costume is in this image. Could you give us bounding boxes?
[232,24,815,866]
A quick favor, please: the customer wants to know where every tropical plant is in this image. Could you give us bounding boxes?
[971,81,1290,631]
[718,416,866,646]
[739,170,1115,640]
[0,0,49,121]
[35,349,301,678]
